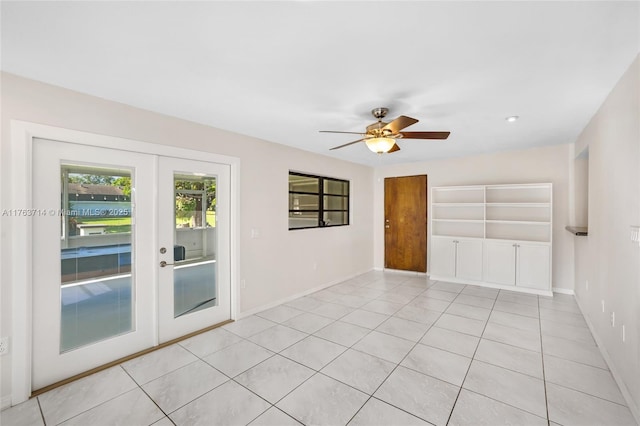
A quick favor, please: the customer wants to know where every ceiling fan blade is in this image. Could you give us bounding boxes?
[319,130,366,135]
[382,115,419,133]
[330,138,365,150]
[399,131,450,140]
[388,143,401,153]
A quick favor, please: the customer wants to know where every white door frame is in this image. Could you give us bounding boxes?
[9,120,241,404]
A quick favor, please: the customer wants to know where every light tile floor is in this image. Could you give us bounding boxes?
[2,271,638,426]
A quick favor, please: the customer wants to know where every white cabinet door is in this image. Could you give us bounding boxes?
[456,239,483,281]
[484,241,516,285]
[517,243,550,290]
[430,237,456,278]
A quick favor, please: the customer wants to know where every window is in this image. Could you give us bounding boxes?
[289,172,349,230]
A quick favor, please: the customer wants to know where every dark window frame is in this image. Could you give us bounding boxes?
[288,171,350,230]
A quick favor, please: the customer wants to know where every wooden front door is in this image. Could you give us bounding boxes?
[384,175,428,272]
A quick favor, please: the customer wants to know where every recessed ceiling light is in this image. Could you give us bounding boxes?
[505,115,519,122]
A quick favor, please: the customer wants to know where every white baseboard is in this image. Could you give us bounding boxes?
[1,394,11,411]
[552,287,575,295]
[429,274,553,297]
[574,296,640,424]
[237,268,373,319]
[375,267,427,276]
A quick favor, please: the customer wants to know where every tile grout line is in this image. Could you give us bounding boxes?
[444,285,498,426]
[542,352,612,372]
[345,278,450,426]
[45,365,156,426]
[538,294,552,426]
[119,363,175,424]
[35,396,46,426]
[543,381,634,409]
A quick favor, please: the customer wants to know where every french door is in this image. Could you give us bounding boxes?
[157,156,230,342]
[31,138,231,390]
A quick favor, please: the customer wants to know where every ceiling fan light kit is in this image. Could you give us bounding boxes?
[365,137,396,154]
[321,107,450,154]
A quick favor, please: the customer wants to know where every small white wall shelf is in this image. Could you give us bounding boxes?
[430,183,553,296]
[631,225,640,245]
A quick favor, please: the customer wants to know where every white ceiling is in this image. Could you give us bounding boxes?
[2,1,639,166]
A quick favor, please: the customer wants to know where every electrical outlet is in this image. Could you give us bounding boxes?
[610,311,615,327]
[0,337,9,356]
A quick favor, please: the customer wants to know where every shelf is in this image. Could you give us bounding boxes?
[432,185,484,191]
[432,219,484,223]
[432,187,485,204]
[486,220,550,225]
[565,226,588,236]
[432,234,485,240]
[485,185,551,204]
[432,203,485,207]
[485,237,551,245]
[432,220,485,238]
[485,203,550,207]
[486,223,550,242]
[486,183,552,190]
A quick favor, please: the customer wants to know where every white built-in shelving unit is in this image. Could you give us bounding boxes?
[430,183,553,296]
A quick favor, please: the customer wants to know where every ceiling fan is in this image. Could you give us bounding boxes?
[321,107,450,154]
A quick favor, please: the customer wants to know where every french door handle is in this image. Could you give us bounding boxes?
[160,261,174,268]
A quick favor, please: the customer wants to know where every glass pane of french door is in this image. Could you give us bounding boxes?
[60,166,134,352]
[174,175,218,317]
[158,157,231,343]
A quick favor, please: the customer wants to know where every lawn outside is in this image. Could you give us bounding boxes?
[77,211,215,234]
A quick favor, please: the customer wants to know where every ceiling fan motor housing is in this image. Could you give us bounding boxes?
[366,121,390,135]
[371,107,389,120]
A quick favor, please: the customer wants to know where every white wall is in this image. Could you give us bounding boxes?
[0,73,374,402]
[373,143,575,292]
[572,55,640,419]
